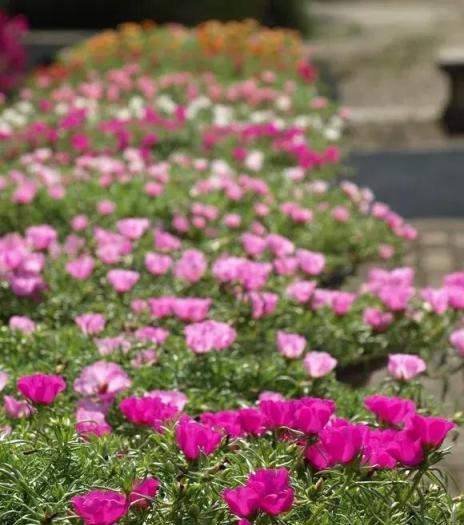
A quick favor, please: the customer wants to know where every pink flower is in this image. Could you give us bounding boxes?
[107,269,140,293]
[421,288,449,314]
[450,328,464,356]
[331,206,350,222]
[75,400,112,438]
[172,298,211,322]
[129,477,160,509]
[388,354,426,381]
[3,395,34,418]
[258,391,285,402]
[223,468,294,519]
[134,326,169,344]
[75,313,106,335]
[71,214,89,231]
[303,352,337,378]
[95,336,131,356]
[174,249,207,283]
[146,390,188,411]
[222,486,260,518]
[25,224,57,250]
[241,233,267,257]
[363,307,393,333]
[364,395,416,427]
[388,430,424,467]
[120,396,179,431]
[9,315,36,334]
[97,199,115,215]
[276,331,306,359]
[71,490,128,525]
[378,286,414,311]
[247,468,294,516]
[74,361,131,399]
[406,414,455,448]
[184,320,236,353]
[131,349,158,368]
[175,417,222,460]
[286,280,316,304]
[17,373,66,405]
[247,292,278,319]
[330,291,356,316]
[153,229,181,252]
[296,249,325,275]
[116,218,149,240]
[0,371,8,391]
[305,420,365,469]
[66,255,94,280]
[145,252,172,275]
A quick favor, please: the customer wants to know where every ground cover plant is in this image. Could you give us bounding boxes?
[0,20,463,525]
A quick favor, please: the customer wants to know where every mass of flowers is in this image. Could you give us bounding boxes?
[0,20,463,524]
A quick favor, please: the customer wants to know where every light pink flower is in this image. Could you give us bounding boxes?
[296,249,325,276]
[107,269,140,293]
[9,315,36,334]
[66,255,94,280]
[184,320,236,353]
[174,249,207,283]
[146,389,188,411]
[450,329,464,356]
[0,371,9,391]
[276,331,306,359]
[4,395,34,418]
[74,361,132,399]
[388,354,426,381]
[116,218,150,240]
[75,313,106,335]
[145,252,172,275]
[303,351,337,378]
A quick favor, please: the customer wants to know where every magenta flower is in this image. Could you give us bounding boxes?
[364,395,416,427]
[71,490,128,525]
[17,373,66,405]
[175,417,222,460]
[388,353,426,381]
[129,477,160,509]
[107,269,140,293]
[406,414,455,448]
[120,396,179,431]
[74,361,131,400]
[75,313,106,335]
[75,400,112,438]
[184,320,236,353]
[222,486,260,518]
[223,468,294,519]
[276,331,306,359]
[303,351,337,378]
[306,420,365,469]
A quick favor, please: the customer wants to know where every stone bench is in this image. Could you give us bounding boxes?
[439,48,464,134]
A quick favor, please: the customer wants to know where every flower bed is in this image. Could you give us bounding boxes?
[0,20,463,524]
